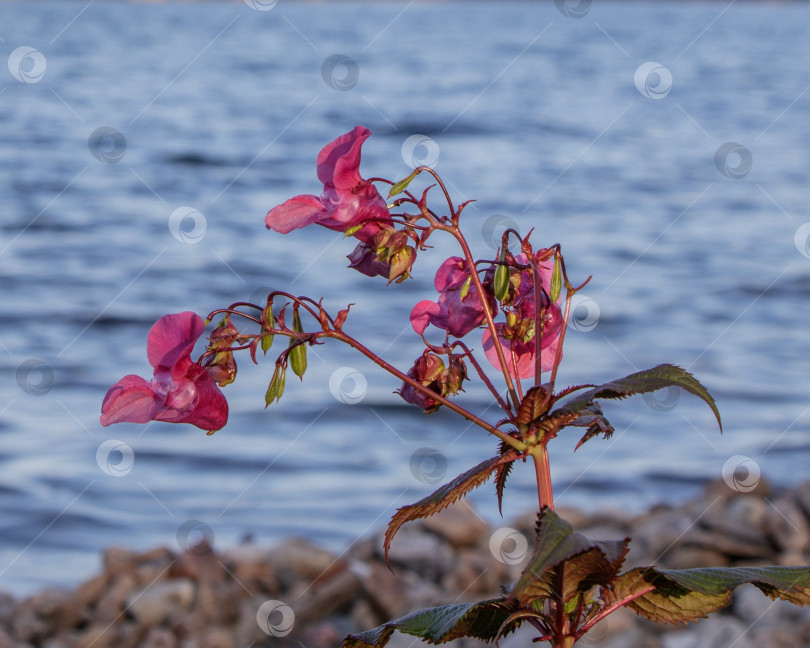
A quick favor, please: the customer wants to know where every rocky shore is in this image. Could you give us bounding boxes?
[3,478,810,648]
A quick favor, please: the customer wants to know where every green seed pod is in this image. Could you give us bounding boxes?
[550,255,562,303]
[261,303,274,353]
[494,248,510,302]
[289,309,308,379]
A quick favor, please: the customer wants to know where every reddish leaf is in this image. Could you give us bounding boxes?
[384,452,518,562]
[515,384,553,426]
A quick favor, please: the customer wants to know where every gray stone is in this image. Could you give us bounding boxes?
[126,579,196,627]
[662,616,755,648]
[383,527,455,581]
[734,582,810,625]
[140,627,177,648]
[265,538,340,587]
[763,495,810,556]
[421,501,489,549]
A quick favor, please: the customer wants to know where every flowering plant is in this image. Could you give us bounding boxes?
[102,127,810,647]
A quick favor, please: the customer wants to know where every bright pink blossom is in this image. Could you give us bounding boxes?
[482,253,563,380]
[410,257,488,338]
[265,126,390,243]
[100,312,228,433]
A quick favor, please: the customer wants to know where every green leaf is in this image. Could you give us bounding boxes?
[387,169,420,198]
[342,598,519,648]
[606,565,810,625]
[551,364,722,442]
[384,452,518,562]
[511,509,629,606]
[289,309,307,379]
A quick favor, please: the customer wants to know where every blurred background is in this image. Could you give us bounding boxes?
[1,0,809,595]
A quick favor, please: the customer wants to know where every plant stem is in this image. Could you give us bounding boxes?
[326,330,527,453]
[531,256,544,387]
[530,443,554,510]
[444,226,521,412]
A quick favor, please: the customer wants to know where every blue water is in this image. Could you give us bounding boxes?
[1,0,810,594]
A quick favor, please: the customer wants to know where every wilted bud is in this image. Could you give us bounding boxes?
[442,356,467,396]
[397,353,446,413]
[209,317,239,348]
[347,241,389,278]
[414,353,445,383]
[205,352,237,387]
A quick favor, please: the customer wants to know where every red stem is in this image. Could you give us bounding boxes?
[531,443,554,511]
[531,256,544,387]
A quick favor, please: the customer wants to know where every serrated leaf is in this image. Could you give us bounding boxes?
[606,565,810,625]
[566,403,614,449]
[342,598,519,648]
[494,460,514,516]
[384,452,518,562]
[388,169,420,198]
[551,364,721,432]
[512,509,629,605]
[515,384,553,426]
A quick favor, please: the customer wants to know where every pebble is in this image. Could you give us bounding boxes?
[126,579,196,627]
[0,481,809,647]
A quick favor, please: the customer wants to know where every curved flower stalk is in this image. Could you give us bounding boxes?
[97,128,809,648]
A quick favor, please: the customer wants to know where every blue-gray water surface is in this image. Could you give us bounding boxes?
[2,1,810,594]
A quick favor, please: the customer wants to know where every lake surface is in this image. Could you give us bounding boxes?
[2,0,810,594]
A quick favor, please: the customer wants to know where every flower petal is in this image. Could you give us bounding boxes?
[410,300,440,335]
[146,312,204,379]
[167,373,229,432]
[434,256,467,292]
[100,374,163,426]
[265,195,327,234]
[482,327,536,380]
[316,126,371,190]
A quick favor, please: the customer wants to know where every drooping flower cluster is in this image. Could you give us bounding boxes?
[100,126,567,431]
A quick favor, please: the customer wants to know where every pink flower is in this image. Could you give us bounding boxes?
[100,312,228,433]
[482,253,563,380]
[410,257,488,338]
[265,126,390,243]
